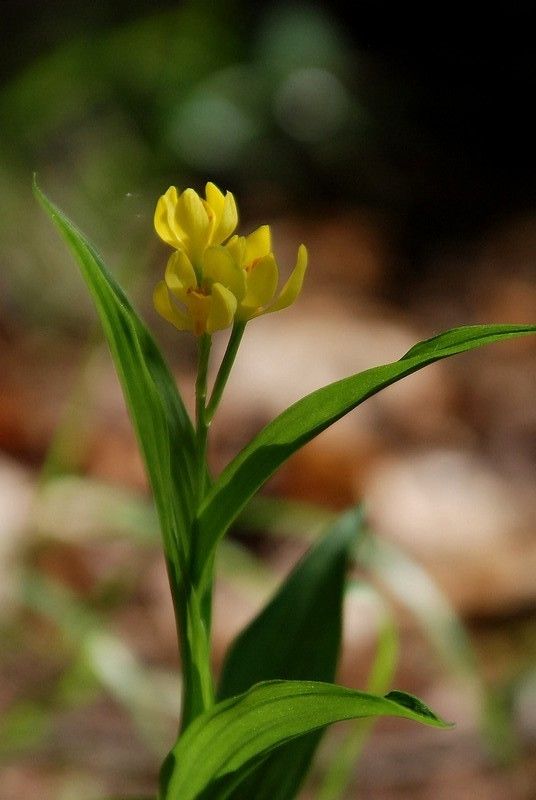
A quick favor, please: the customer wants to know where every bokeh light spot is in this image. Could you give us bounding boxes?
[274,67,349,142]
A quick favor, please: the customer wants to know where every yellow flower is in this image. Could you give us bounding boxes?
[154,182,238,264]
[153,183,307,336]
[153,248,241,336]
[223,225,308,321]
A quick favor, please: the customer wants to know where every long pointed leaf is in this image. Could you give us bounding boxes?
[160,680,452,800]
[34,179,197,575]
[195,323,535,577]
[217,506,363,799]
[219,506,362,696]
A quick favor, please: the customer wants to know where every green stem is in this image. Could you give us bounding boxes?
[178,324,245,731]
[174,333,215,732]
[205,321,245,423]
[177,580,215,731]
[195,333,211,502]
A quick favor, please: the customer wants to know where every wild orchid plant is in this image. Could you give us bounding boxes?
[34,177,535,800]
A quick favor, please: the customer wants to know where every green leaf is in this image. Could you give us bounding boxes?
[219,506,362,696]
[195,323,536,579]
[399,324,530,359]
[216,506,363,799]
[34,181,218,725]
[33,178,197,576]
[160,680,452,800]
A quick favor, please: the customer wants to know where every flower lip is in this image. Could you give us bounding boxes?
[188,286,209,297]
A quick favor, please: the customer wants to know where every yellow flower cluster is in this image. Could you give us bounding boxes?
[153,183,307,336]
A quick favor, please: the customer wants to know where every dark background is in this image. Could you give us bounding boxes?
[2,1,534,282]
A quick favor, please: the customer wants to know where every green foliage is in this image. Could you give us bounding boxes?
[317,599,399,800]
[195,322,536,583]
[33,178,213,725]
[217,506,363,799]
[35,180,535,799]
[219,506,362,696]
[160,680,452,800]
[33,178,196,579]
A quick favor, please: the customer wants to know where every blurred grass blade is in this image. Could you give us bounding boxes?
[318,601,399,800]
[359,534,478,679]
[196,323,536,578]
[33,178,197,575]
[217,506,363,800]
[160,680,452,800]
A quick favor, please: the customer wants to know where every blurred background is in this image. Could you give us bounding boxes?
[1,2,535,798]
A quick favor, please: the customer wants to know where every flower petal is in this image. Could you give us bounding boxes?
[165,250,197,301]
[154,186,185,248]
[206,183,238,245]
[244,225,271,264]
[203,246,246,300]
[176,188,210,260]
[153,281,191,330]
[266,244,308,313]
[205,182,225,215]
[206,282,238,333]
[225,234,246,264]
[239,253,279,319]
